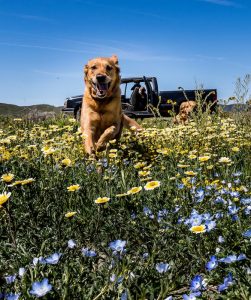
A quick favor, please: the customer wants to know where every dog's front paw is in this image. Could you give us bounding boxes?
[96,142,107,152]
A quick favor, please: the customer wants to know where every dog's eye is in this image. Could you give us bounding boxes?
[90,65,97,70]
[106,65,113,71]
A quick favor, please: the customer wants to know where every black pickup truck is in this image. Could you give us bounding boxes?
[62,76,217,119]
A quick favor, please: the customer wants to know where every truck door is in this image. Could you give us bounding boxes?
[143,76,158,107]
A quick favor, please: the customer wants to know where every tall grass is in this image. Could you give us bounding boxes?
[0,111,250,299]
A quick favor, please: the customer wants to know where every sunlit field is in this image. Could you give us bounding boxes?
[0,112,250,300]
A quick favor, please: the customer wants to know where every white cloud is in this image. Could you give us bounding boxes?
[0,12,54,22]
[199,0,241,7]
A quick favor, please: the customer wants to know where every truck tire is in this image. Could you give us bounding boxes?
[76,108,81,121]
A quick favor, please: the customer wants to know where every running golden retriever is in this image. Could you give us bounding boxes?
[81,55,141,155]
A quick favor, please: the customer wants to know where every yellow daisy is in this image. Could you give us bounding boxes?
[0,192,11,206]
[1,173,14,183]
[184,171,197,176]
[134,162,146,169]
[116,193,128,197]
[67,184,80,192]
[177,164,190,168]
[62,158,72,167]
[42,146,56,155]
[198,156,211,162]
[231,147,239,152]
[206,165,214,170]
[138,170,150,177]
[144,181,160,191]
[190,225,206,234]
[95,197,110,204]
[127,186,142,195]
[65,211,77,218]
[219,157,232,163]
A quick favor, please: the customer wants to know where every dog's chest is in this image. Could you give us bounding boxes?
[98,110,119,128]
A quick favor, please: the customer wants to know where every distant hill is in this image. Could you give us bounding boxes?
[0,102,249,117]
[0,103,63,116]
[219,103,248,112]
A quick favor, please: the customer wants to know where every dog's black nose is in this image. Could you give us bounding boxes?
[96,74,106,82]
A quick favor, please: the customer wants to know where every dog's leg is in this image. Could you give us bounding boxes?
[122,114,142,131]
[96,125,120,152]
[84,128,96,155]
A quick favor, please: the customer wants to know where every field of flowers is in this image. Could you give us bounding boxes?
[0,113,250,300]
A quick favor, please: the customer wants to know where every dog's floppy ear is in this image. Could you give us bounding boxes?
[110,55,120,72]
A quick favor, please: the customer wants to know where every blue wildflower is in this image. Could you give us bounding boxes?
[214,196,226,204]
[230,191,239,198]
[218,273,234,292]
[244,205,251,215]
[177,183,185,189]
[142,252,149,259]
[110,274,123,283]
[202,213,211,220]
[214,212,224,219]
[234,179,240,184]
[183,292,201,300]
[241,198,251,205]
[173,205,181,213]
[231,214,239,221]
[190,275,206,291]
[18,267,25,277]
[29,278,52,298]
[143,206,154,219]
[67,239,76,249]
[218,236,225,243]
[233,171,242,177]
[219,255,237,263]
[205,220,216,232]
[206,256,218,271]
[44,253,62,265]
[109,240,126,253]
[219,253,246,264]
[5,294,20,300]
[5,275,16,284]
[131,212,136,219]
[100,158,108,168]
[157,209,168,222]
[237,253,247,261]
[81,248,97,257]
[228,204,239,215]
[86,163,95,173]
[33,256,46,265]
[206,185,213,190]
[155,262,170,273]
[188,214,202,226]
[121,291,127,300]
[195,188,204,202]
[219,188,228,195]
[243,228,251,238]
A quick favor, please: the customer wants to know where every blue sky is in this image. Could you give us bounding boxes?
[0,0,250,106]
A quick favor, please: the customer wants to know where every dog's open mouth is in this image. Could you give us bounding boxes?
[93,82,111,98]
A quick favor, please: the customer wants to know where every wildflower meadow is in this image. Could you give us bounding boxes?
[0,111,250,299]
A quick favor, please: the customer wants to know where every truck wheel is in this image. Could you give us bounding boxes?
[76,109,81,121]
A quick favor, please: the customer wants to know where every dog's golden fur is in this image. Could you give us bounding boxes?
[174,100,197,125]
[81,55,141,155]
